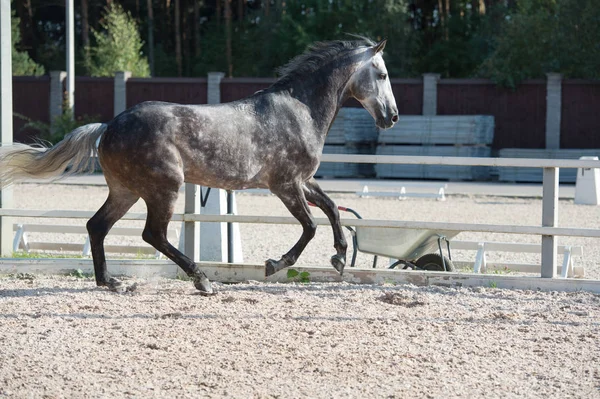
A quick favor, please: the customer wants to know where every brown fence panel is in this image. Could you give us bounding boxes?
[127,78,208,108]
[391,79,423,114]
[220,77,364,107]
[437,80,547,150]
[561,80,600,149]
[13,76,50,143]
[220,78,274,103]
[219,78,423,111]
[75,77,114,123]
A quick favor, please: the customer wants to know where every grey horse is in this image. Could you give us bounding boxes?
[0,38,398,294]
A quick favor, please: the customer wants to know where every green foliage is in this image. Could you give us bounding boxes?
[480,0,600,86]
[287,269,299,279]
[11,11,44,76]
[11,252,84,259]
[69,269,93,278]
[86,3,150,77]
[15,106,99,144]
[287,269,311,283]
[14,0,600,81]
[194,0,415,77]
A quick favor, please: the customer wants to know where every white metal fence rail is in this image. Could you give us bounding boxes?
[0,155,599,280]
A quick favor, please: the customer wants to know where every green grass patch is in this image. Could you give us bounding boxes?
[287,269,311,283]
[11,252,85,259]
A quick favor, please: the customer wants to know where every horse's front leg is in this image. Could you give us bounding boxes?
[303,178,347,275]
[265,183,317,277]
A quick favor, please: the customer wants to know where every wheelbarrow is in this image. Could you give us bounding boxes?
[310,203,458,272]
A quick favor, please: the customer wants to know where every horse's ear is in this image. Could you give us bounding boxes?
[373,39,387,54]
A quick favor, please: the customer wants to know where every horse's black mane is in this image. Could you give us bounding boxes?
[272,38,375,88]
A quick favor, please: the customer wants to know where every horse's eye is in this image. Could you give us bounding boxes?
[379,73,387,80]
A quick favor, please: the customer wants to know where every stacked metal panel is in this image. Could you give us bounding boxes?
[375,115,495,180]
[316,144,376,178]
[375,145,491,180]
[378,115,494,145]
[498,149,600,183]
[324,107,379,144]
[316,108,378,178]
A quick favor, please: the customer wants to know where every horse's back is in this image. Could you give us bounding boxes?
[99,94,322,191]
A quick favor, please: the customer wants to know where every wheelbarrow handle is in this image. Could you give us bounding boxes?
[307,202,362,219]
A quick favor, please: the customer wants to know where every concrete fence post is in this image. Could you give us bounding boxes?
[207,72,225,104]
[0,0,13,256]
[114,71,131,117]
[49,71,66,124]
[545,73,562,150]
[422,73,440,116]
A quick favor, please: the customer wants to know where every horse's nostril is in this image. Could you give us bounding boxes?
[391,114,399,123]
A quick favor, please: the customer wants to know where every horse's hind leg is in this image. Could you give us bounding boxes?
[141,190,212,294]
[265,182,317,277]
[303,178,347,275]
[87,187,140,289]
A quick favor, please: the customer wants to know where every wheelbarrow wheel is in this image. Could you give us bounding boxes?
[415,253,455,272]
[388,260,418,270]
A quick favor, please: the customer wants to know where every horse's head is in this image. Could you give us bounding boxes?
[348,39,399,129]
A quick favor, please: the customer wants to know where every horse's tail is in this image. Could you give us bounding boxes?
[0,123,107,188]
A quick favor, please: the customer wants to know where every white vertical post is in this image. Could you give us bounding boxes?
[183,183,200,262]
[113,71,131,117]
[199,72,226,262]
[541,167,559,278]
[422,73,440,116]
[207,72,225,104]
[200,187,228,262]
[183,72,225,262]
[0,0,13,256]
[545,73,562,150]
[189,72,243,263]
[49,71,66,124]
[66,0,75,115]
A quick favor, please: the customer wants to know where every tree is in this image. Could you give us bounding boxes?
[11,11,44,76]
[480,0,600,86]
[86,3,150,77]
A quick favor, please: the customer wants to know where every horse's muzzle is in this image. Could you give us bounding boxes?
[377,113,398,130]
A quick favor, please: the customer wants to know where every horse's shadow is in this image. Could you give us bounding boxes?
[0,286,100,298]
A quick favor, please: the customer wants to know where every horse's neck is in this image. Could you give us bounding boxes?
[290,71,356,137]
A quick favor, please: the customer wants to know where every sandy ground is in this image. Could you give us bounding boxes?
[1,183,600,398]
[1,276,599,398]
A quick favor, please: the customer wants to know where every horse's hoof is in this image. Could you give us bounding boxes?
[193,272,213,294]
[265,259,278,277]
[107,277,126,293]
[331,254,346,275]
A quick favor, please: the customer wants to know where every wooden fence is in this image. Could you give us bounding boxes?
[10,75,600,150]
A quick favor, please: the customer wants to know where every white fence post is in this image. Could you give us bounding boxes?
[545,73,562,150]
[541,167,559,278]
[196,72,243,262]
[183,183,200,263]
[574,156,600,205]
[114,71,131,117]
[207,72,225,104]
[422,73,440,116]
[0,0,12,256]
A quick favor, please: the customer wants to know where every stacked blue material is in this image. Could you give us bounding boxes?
[375,115,495,180]
[499,149,600,183]
[316,108,378,178]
